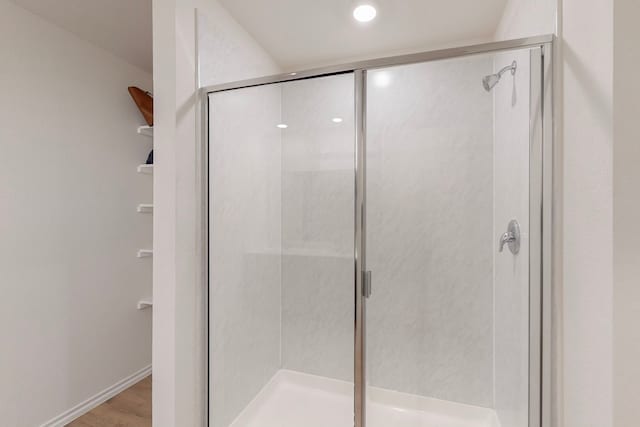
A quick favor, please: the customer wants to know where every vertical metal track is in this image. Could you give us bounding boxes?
[354,69,367,427]
[530,41,554,427]
[529,46,544,427]
[201,93,210,427]
[540,41,554,427]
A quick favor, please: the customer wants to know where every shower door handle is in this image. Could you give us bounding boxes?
[499,220,520,254]
[363,271,372,298]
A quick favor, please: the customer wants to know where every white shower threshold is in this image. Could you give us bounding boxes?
[230,370,500,427]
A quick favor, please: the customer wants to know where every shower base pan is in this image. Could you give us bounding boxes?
[230,370,500,427]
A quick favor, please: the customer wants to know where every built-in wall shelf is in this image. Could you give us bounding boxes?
[137,204,153,214]
[137,299,153,310]
[137,125,153,138]
[137,164,153,174]
[137,249,153,258]
[136,125,153,308]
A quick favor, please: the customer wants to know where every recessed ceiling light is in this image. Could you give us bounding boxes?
[332,117,343,123]
[277,124,288,129]
[373,72,391,88]
[353,4,377,22]
[290,72,297,76]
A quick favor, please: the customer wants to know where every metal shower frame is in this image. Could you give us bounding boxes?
[200,34,554,427]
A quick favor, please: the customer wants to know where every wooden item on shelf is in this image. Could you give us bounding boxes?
[128,86,154,126]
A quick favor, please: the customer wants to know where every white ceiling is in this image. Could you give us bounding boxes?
[218,0,509,70]
[10,0,508,74]
[11,0,153,73]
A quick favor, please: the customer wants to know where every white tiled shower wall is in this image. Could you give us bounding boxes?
[278,58,499,408]
[280,75,356,382]
[209,75,357,427]
[209,84,283,427]
[193,6,284,427]
[493,50,531,427]
[209,53,533,425]
[365,57,494,406]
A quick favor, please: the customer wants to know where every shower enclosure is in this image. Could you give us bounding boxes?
[203,36,553,427]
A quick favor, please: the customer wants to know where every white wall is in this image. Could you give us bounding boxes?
[152,0,280,425]
[494,0,557,40]
[197,7,280,87]
[613,0,640,425]
[150,1,177,425]
[496,1,616,427]
[560,0,614,426]
[0,1,152,425]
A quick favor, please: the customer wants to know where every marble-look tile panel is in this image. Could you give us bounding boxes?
[493,49,531,427]
[366,56,495,407]
[209,84,283,427]
[280,74,356,381]
[281,254,354,381]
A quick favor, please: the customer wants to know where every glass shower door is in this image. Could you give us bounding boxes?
[206,41,550,427]
[208,72,356,427]
[364,47,540,427]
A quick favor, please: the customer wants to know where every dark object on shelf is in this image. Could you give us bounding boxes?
[146,150,153,165]
[128,86,154,126]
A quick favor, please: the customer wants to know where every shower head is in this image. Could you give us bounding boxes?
[482,60,517,92]
[482,74,501,91]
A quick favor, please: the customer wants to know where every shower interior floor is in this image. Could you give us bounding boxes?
[230,370,500,427]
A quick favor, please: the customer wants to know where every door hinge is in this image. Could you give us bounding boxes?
[363,270,372,298]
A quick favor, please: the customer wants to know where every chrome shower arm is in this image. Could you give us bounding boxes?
[497,61,518,78]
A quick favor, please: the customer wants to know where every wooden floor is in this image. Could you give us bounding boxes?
[67,376,151,427]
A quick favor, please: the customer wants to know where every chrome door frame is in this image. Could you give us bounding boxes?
[201,35,552,94]
[201,34,554,427]
[354,69,367,427]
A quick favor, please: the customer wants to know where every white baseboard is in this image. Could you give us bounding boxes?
[40,365,152,427]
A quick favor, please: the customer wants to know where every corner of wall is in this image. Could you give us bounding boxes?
[152,1,281,426]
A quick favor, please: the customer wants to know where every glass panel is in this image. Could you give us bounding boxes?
[365,48,536,427]
[208,73,355,427]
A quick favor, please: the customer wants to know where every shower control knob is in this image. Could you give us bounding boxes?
[499,220,521,255]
